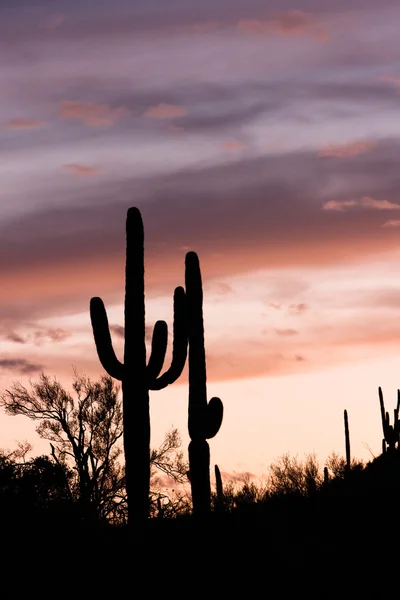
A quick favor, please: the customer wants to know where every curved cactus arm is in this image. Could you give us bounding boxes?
[204,396,224,439]
[149,286,188,391]
[215,464,224,498]
[90,297,124,381]
[146,320,168,383]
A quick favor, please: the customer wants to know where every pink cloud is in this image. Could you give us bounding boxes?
[269,302,282,310]
[143,104,188,119]
[192,22,218,33]
[237,11,328,42]
[382,219,400,228]
[4,118,44,130]
[274,328,299,337]
[44,14,65,30]
[59,100,129,127]
[221,141,247,152]
[381,75,400,88]
[61,164,102,176]
[288,303,308,315]
[318,140,375,158]
[167,124,185,133]
[323,197,400,212]
[323,200,358,211]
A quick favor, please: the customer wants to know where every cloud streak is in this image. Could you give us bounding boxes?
[0,359,42,375]
[237,10,329,42]
[323,197,400,211]
[59,100,130,127]
[3,118,44,130]
[318,141,376,158]
[143,104,188,119]
[62,164,102,176]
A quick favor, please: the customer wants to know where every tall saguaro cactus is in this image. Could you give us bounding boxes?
[185,251,223,517]
[90,207,187,524]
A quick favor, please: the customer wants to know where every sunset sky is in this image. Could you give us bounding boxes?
[2,0,400,484]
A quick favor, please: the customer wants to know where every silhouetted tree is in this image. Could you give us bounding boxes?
[0,446,74,527]
[0,371,188,523]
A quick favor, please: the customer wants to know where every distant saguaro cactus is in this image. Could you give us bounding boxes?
[90,207,187,524]
[215,464,224,500]
[378,387,400,453]
[186,251,223,517]
[344,409,351,472]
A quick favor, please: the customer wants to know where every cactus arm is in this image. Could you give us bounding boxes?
[90,297,124,381]
[204,397,224,439]
[149,286,188,391]
[378,387,386,437]
[146,320,168,383]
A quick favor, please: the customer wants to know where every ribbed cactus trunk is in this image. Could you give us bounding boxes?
[90,207,187,525]
[124,213,148,523]
[185,252,223,518]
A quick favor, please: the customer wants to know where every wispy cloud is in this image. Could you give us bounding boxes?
[382,219,400,228]
[5,332,26,344]
[62,164,102,176]
[323,196,400,211]
[3,118,44,130]
[288,304,308,315]
[109,324,154,342]
[221,141,247,152]
[109,324,124,339]
[59,100,129,127]
[33,328,70,345]
[380,75,400,88]
[274,328,299,337]
[0,359,42,375]
[43,14,65,31]
[318,140,375,158]
[4,327,70,346]
[191,22,218,33]
[143,104,188,119]
[237,11,328,42]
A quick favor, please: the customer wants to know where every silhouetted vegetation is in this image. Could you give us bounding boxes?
[0,371,189,525]
[1,206,400,588]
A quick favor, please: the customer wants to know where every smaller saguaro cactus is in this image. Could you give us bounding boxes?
[378,387,400,453]
[186,251,223,518]
[215,465,224,500]
[344,409,351,472]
